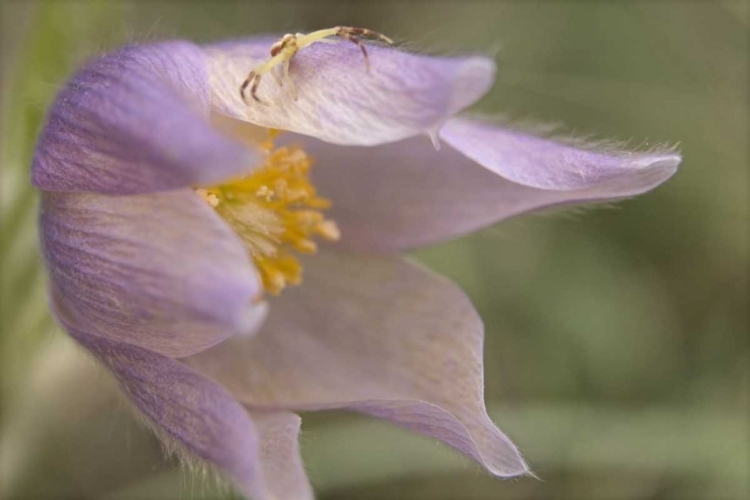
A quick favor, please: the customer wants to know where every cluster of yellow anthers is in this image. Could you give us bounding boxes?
[196,132,340,296]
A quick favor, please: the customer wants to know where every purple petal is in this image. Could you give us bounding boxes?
[440,117,680,190]
[52,293,268,500]
[187,251,529,478]
[283,118,679,251]
[252,411,313,500]
[41,190,264,358]
[32,41,259,195]
[205,37,495,145]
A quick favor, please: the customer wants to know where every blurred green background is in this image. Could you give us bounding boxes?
[1,1,747,499]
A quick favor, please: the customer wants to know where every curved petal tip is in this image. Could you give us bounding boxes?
[441,117,681,191]
[32,41,259,195]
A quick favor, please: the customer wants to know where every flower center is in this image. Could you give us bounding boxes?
[196,131,340,296]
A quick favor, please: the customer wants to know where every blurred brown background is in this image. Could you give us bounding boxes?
[1,1,747,499]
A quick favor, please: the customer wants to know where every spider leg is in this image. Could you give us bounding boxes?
[240,53,290,104]
[295,28,340,49]
[338,27,394,45]
[334,27,394,71]
[337,32,371,71]
[240,70,261,103]
[271,65,283,87]
[283,60,298,100]
[251,74,265,103]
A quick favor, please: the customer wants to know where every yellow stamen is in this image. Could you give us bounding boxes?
[197,132,339,296]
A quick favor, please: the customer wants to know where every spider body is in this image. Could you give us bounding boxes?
[240,26,393,104]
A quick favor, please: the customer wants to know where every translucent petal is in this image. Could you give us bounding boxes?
[188,251,529,478]
[252,411,313,500]
[32,42,259,194]
[281,118,679,251]
[51,294,269,500]
[41,190,264,357]
[206,37,494,145]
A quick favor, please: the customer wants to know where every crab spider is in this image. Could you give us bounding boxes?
[240,26,394,104]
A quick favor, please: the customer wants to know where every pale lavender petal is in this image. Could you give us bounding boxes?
[41,190,264,358]
[252,411,313,500]
[205,37,494,145]
[32,41,259,195]
[188,251,529,478]
[440,117,681,190]
[51,292,268,500]
[281,118,679,251]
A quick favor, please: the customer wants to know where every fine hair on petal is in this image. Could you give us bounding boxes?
[463,112,681,156]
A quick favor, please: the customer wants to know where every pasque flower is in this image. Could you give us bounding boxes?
[33,36,679,499]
